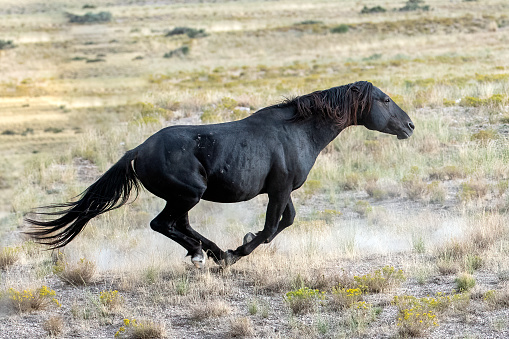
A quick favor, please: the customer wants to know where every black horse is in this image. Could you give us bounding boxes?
[26,81,414,267]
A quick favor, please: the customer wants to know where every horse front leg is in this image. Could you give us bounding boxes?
[224,192,290,266]
[243,197,296,244]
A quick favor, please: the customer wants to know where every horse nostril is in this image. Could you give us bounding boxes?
[408,122,415,130]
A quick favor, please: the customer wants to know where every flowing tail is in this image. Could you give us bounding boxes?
[25,150,140,248]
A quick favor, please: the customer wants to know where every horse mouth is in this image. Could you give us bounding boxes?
[397,131,411,140]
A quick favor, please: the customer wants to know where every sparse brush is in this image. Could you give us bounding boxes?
[43,315,64,336]
[396,306,438,337]
[345,301,378,335]
[66,11,112,24]
[455,273,476,292]
[353,266,406,293]
[484,288,509,309]
[54,257,96,286]
[464,254,483,273]
[165,26,207,38]
[436,259,460,275]
[329,286,363,310]
[330,24,349,34]
[163,46,190,59]
[3,286,61,313]
[190,300,231,320]
[115,318,166,339]
[284,287,325,315]
[402,167,427,201]
[0,246,19,269]
[99,290,123,310]
[364,181,387,201]
[0,39,15,50]
[426,181,446,204]
[229,317,254,337]
[360,5,386,14]
[393,291,473,336]
[353,200,372,217]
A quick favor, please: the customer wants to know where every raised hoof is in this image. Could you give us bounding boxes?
[191,250,206,269]
[243,232,256,245]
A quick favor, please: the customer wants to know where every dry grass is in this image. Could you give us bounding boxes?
[54,257,96,286]
[42,316,64,337]
[229,317,255,337]
[115,318,167,339]
[189,300,232,320]
[0,246,19,269]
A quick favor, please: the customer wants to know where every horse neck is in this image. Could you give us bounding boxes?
[298,114,346,155]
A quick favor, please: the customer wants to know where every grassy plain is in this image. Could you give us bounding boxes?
[1,0,509,337]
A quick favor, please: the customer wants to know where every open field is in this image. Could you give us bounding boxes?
[1,0,509,337]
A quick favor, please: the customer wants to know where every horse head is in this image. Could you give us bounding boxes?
[359,86,414,139]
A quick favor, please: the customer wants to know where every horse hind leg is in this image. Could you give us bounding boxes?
[150,205,206,268]
[175,214,226,266]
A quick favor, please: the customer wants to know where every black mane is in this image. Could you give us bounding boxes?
[282,81,373,128]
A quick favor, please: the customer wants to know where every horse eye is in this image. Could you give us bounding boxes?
[384,98,390,103]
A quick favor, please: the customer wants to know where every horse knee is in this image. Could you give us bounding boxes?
[150,218,175,234]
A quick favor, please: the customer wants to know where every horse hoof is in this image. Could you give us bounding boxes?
[191,250,206,269]
[243,232,255,245]
[219,250,239,267]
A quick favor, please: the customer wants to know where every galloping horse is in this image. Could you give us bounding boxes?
[26,81,414,267]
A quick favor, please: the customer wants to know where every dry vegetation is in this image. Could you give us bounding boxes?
[1,0,509,337]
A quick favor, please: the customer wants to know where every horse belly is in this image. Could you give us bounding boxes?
[201,172,265,203]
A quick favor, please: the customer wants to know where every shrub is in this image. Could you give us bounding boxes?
[284,287,325,314]
[330,24,349,34]
[429,165,464,180]
[484,289,509,308]
[470,129,498,143]
[457,180,489,202]
[437,259,460,275]
[115,318,166,338]
[427,181,446,204]
[402,166,427,201]
[360,6,386,14]
[295,20,323,25]
[163,45,190,58]
[354,200,372,217]
[396,307,438,337]
[393,291,470,336]
[53,256,96,285]
[0,39,15,50]
[329,286,363,310]
[443,98,456,106]
[44,127,64,133]
[99,290,123,310]
[455,273,476,292]
[229,317,254,337]
[190,300,231,320]
[0,246,19,269]
[393,292,470,314]
[346,301,378,334]
[399,0,430,11]
[66,11,112,24]
[4,286,60,313]
[165,27,207,38]
[43,316,64,336]
[461,94,506,107]
[465,254,483,273]
[353,266,406,293]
